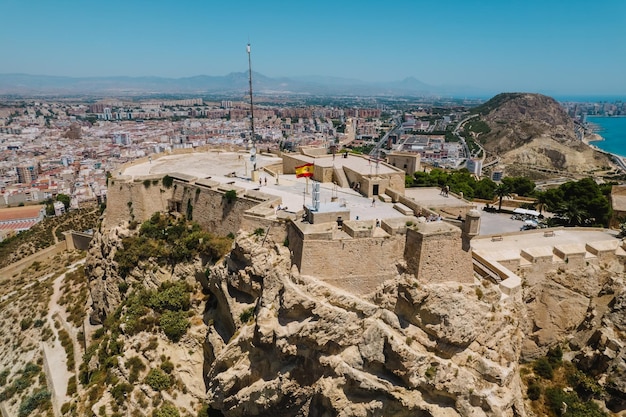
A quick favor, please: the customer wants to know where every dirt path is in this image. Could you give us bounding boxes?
[42,258,86,416]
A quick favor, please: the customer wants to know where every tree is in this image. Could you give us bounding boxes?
[494,184,511,211]
[534,191,549,215]
[56,194,70,211]
[502,176,536,196]
[555,201,588,226]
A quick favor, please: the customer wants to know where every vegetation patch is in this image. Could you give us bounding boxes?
[524,347,607,417]
[18,389,51,417]
[162,175,174,188]
[145,368,172,391]
[114,213,232,277]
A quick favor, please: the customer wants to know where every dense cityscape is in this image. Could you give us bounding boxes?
[1,95,623,226]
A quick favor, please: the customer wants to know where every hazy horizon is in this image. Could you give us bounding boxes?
[1,0,625,96]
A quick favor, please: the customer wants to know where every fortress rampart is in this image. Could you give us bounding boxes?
[105,166,479,295]
[472,228,626,296]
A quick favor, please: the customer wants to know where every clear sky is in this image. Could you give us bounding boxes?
[1,0,625,96]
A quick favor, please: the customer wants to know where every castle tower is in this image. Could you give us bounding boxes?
[462,209,481,251]
[404,222,473,284]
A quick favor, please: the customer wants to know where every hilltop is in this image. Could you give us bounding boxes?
[468,93,615,177]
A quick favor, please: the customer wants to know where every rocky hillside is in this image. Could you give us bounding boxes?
[2,211,626,416]
[81,216,626,417]
[469,93,614,176]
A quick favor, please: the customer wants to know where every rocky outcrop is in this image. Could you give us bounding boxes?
[202,234,526,416]
[473,93,613,175]
[83,220,626,415]
[85,222,205,323]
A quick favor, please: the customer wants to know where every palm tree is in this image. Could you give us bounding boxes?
[555,201,588,226]
[494,184,511,211]
[534,191,549,215]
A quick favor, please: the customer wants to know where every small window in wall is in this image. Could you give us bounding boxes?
[403,164,407,169]
[373,184,379,196]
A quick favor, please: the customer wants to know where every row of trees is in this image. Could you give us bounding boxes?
[406,169,536,202]
[406,170,613,227]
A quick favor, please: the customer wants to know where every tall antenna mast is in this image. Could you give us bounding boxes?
[247,43,257,171]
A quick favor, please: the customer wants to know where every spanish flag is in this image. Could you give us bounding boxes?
[295,163,314,178]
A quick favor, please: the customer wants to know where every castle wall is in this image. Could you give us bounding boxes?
[404,224,473,284]
[176,183,262,237]
[296,234,405,295]
[103,177,173,229]
[282,153,310,175]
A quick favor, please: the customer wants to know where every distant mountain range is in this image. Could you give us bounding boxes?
[0,72,488,97]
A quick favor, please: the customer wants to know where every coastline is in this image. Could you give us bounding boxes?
[582,123,626,172]
[584,116,626,160]
[586,138,626,173]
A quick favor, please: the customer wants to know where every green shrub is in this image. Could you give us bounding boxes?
[547,345,563,365]
[67,376,77,396]
[425,365,437,379]
[566,366,603,399]
[239,306,255,324]
[159,310,189,342]
[223,189,237,203]
[160,360,175,374]
[20,317,33,330]
[153,402,180,417]
[475,287,484,300]
[0,369,8,386]
[162,175,174,188]
[527,381,541,400]
[149,281,191,313]
[145,368,171,391]
[533,357,553,380]
[253,228,265,237]
[18,389,51,417]
[111,382,133,404]
[126,356,146,383]
[115,214,232,277]
[61,402,74,415]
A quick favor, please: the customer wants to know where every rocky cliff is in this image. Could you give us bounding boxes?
[79,208,626,417]
[471,93,613,176]
[203,234,526,416]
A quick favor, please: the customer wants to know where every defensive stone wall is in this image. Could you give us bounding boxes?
[172,180,282,238]
[63,231,94,251]
[282,153,309,175]
[472,228,626,297]
[102,165,476,296]
[404,222,474,284]
[287,216,473,294]
[103,176,172,229]
[288,222,406,295]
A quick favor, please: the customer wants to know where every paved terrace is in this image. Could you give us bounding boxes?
[404,187,473,210]
[472,228,618,251]
[471,228,622,264]
[121,151,406,222]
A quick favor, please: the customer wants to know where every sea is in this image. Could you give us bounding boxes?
[586,116,626,158]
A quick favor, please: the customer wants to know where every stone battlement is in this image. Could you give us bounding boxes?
[105,151,480,296]
[471,228,626,297]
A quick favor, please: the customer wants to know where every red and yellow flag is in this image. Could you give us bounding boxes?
[295,163,314,178]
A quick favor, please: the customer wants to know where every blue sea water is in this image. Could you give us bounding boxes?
[586,116,626,158]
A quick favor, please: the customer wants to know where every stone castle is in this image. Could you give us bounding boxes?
[104,147,626,299]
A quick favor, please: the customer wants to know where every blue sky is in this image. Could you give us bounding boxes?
[1,0,625,95]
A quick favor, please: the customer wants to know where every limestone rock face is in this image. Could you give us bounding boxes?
[85,223,204,323]
[84,221,626,415]
[202,234,526,417]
